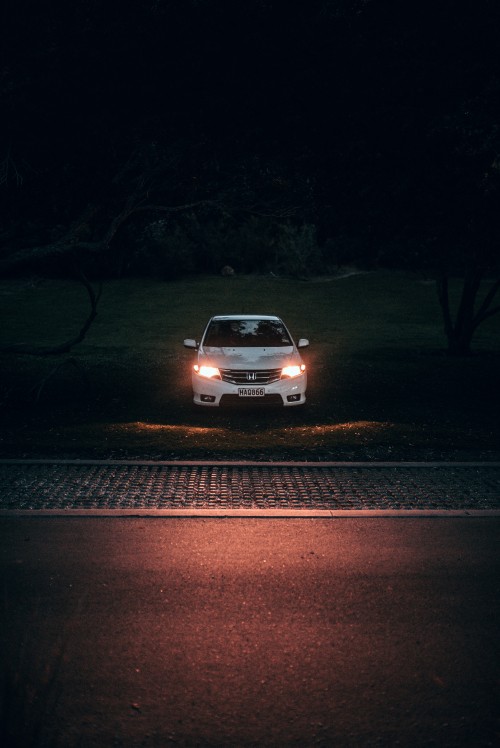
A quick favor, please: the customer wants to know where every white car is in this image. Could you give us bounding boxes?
[184,315,309,407]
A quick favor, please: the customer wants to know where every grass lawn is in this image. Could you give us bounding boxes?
[0,271,499,460]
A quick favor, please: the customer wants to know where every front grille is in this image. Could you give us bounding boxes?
[220,368,282,385]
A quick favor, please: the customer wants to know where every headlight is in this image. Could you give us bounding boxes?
[281,364,305,378]
[194,364,221,379]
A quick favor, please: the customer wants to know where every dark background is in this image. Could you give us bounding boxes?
[2,0,500,277]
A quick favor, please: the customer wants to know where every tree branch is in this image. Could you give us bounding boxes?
[0,198,221,274]
[0,274,101,356]
[472,278,500,329]
[132,199,220,215]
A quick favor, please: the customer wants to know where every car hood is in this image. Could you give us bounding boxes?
[199,346,300,368]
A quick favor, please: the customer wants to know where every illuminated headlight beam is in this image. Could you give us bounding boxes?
[281,364,306,379]
[194,364,221,379]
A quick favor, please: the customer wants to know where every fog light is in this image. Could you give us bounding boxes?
[201,394,216,403]
[287,394,301,402]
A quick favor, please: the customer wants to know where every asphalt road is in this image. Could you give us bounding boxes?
[1,517,499,747]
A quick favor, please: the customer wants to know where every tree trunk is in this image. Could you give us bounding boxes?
[436,268,500,356]
[445,327,474,356]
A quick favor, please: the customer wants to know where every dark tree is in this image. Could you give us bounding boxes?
[1,0,500,352]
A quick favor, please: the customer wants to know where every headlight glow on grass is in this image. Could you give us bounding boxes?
[281,364,306,378]
[194,364,221,379]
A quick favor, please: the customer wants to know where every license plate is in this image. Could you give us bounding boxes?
[238,387,265,397]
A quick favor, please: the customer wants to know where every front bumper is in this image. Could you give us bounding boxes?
[191,373,307,407]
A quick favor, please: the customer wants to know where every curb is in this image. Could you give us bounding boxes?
[1,459,500,468]
[2,509,500,518]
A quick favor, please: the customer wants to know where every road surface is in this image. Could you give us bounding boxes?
[1,516,499,747]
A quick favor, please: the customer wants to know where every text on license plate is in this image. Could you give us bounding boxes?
[238,387,265,397]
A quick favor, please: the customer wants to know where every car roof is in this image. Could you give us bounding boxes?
[210,314,281,321]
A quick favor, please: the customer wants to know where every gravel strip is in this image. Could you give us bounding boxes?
[0,462,499,511]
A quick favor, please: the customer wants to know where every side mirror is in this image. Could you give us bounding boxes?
[297,338,309,348]
[183,338,198,349]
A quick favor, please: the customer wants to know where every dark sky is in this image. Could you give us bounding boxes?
[5,2,493,149]
[2,0,500,255]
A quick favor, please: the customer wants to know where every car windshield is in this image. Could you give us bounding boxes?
[204,319,292,347]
